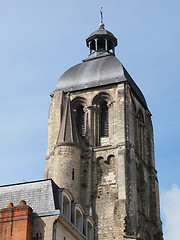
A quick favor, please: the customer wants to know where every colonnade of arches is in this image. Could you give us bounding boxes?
[71,92,146,153]
[71,92,111,146]
[88,37,115,55]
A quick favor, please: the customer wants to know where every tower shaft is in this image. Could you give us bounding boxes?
[45,23,163,240]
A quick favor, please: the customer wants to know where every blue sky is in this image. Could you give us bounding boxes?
[0,1,180,239]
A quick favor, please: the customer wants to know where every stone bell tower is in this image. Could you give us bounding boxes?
[44,20,163,240]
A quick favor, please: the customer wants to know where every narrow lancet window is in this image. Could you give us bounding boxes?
[100,101,108,137]
[76,105,85,136]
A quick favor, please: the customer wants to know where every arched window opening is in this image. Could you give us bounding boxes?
[100,101,109,137]
[107,39,113,52]
[105,154,115,165]
[92,92,111,146]
[88,222,93,240]
[97,38,105,52]
[63,196,71,220]
[33,233,43,240]
[90,40,95,54]
[76,210,82,231]
[76,105,85,136]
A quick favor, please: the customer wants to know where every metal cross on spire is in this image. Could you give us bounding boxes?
[99,7,105,29]
[100,7,103,23]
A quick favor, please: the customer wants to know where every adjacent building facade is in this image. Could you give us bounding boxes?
[0,180,94,240]
[0,21,163,240]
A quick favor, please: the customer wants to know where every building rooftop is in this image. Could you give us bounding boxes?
[55,55,147,109]
[0,179,59,215]
[55,24,148,109]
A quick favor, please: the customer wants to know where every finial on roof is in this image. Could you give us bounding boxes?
[99,7,105,29]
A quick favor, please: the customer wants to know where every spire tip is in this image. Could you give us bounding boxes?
[99,7,105,29]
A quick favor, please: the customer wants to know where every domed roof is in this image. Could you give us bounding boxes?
[86,23,117,48]
[89,28,115,38]
[55,54,147,108]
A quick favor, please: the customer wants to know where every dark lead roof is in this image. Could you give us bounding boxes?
[0,179,59,214]
[55,24,148,109]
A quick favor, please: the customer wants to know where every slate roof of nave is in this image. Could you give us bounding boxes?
[0,179,59,214]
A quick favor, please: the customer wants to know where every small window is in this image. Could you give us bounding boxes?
[76,210,82,231]
[33,233,43,240]
[100,101,109,137]
[63,196,71,220]
[84,217,94,240]
[72,169,75,180]
[88,222,93,240]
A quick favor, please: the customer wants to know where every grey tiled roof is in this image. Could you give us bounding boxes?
[0,179,59,214]
[55,55,147,109]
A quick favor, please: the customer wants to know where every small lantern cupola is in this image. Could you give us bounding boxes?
[86,12,117,59]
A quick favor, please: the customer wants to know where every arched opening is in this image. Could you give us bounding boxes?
[88,222,93,240]
[92,92,111,146]
[90,40,96,54]
[106,154,115,165]
[76,209,83,231]
[84,217,94,240]
[97,38,105,52]
[76,105,85,136]
[63,196,71,220]
[107,39,114,53]
[72,97,86,137]
[100,101,109,137]
[32,233,43,240]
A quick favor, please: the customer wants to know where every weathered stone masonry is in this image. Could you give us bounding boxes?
[45,22,163,240]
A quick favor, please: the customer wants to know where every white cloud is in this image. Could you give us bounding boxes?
[161,184,180,240]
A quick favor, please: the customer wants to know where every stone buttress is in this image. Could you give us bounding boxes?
[45,93,81,203]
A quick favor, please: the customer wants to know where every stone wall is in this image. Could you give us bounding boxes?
[45,82,163,239]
